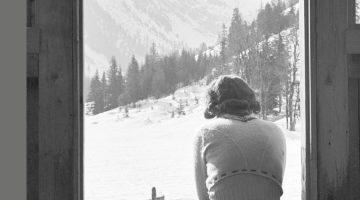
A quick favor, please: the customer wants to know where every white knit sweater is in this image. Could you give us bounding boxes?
[193,114,286,200]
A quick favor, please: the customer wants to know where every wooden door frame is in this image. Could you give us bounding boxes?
[304,0,360,199]
[27,0,360,200]
[26,0,313,199]
[26,0,83,199]
[302,0,317,199]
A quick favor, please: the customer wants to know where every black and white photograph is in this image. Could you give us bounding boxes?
[4,0,357,200]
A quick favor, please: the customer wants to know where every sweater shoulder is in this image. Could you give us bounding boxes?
[198,117,232,132]
[196,117,285,142]
[194,118,230,143]
[199,117,279,131]
[255,119,285,139]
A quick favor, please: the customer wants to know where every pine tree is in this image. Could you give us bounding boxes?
[125,56,141,103]
[258,39,272,119]
[140,56,153,99]
[151,64,166,98]
[228,8,254,78]
[117,66,124,96]
[197,53,208,79]
[177,49,190,84]
[87,70,100,102]
[272,0,287,34]
[179,50,198,83]
[257,3,273,39]
[140,44,158,99]
[228,8,246,56]
[162,53,178,93]
[87,70,104,114]
[219,23,228,74]
[100,72,108,111]
[274,33,289,114]
[252,1,291,118]
[257,1,287,38]
[118,91,131,106]
[107,57,122,109]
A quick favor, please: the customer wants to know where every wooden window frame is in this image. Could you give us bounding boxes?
[27,0,360,200]
[302,0,317,199]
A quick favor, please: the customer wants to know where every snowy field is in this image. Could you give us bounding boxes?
[84,84,301,200]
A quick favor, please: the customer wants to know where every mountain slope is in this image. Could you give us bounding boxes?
[84,0,271,76]
[85,82,301,200]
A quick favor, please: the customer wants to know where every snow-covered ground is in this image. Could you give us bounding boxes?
[84,83,301,200]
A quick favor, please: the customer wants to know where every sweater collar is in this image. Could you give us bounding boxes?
[218,114,257,122]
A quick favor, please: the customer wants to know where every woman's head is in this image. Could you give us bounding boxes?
[204,75,260,119]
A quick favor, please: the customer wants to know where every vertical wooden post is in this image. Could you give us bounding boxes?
[27,0,39,199]
[316,0,349,197]
[301,0,318,199]
[27,0,83,200]
[310,0,360,199]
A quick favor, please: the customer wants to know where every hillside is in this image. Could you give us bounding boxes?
[84,0,273,76]
[204,25,299,60]
[85,82,301,200]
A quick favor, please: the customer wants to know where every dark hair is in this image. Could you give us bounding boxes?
[204,75,260,119]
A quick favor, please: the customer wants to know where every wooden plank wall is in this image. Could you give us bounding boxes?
[27,0,83,200]
[314,0,360,199]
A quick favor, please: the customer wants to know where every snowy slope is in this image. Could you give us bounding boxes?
[203,26,299,60]
[203,3,300,59]
[84,0,272,76]
[85,82,301,200]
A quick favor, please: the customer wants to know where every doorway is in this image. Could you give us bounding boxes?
[84,1,303,199]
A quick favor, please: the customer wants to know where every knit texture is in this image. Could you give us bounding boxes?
[193,115,286,200]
